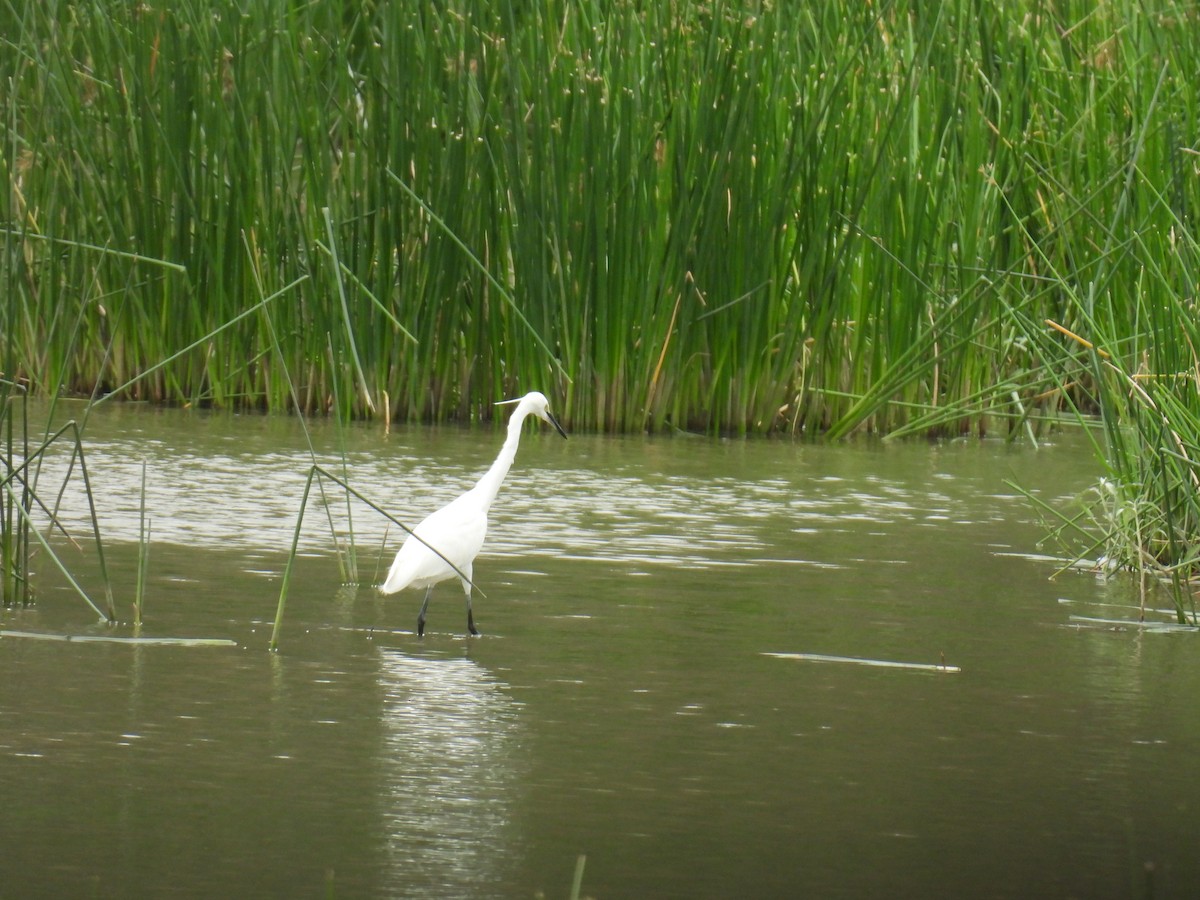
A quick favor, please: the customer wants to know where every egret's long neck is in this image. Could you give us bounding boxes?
[471,407,529,510]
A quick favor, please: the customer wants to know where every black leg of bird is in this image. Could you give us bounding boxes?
[461,575,480,636]
[417,586,433,637]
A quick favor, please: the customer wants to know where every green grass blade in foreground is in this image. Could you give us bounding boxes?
[3,482,108,621]
[323,335,358,584]
[135,459,149,626]
[2,421,116,620]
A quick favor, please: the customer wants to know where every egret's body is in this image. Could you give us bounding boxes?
[379,391,567,636]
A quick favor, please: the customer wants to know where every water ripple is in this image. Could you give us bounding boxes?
[21,412,1085,576]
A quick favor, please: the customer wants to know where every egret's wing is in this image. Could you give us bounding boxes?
[380,495,488,593]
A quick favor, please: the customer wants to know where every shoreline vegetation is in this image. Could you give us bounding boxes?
[3,1,1199,608]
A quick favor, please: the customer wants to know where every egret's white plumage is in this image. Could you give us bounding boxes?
[379,391,567,636]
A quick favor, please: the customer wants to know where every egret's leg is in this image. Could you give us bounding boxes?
[416,586,433,638]
[461,570,480,636]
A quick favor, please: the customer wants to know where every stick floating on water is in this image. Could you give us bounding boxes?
[0,630,237,647]
[1066,616,1198,633]
[763,651,961,673]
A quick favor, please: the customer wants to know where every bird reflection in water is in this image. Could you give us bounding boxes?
[377,649,525,895]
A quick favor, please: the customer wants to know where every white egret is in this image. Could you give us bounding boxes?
[379,391,568,636]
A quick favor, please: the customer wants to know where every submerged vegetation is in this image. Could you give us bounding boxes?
[2,0,1199,601]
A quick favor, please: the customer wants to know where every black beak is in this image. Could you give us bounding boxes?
[546,410,568,439]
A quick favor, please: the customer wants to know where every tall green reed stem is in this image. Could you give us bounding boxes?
[134,459,150,626]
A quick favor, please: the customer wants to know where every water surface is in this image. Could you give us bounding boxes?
[2,404,1196,898]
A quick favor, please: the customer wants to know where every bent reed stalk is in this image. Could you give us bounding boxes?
[2,0,1196,440]
[0,388,116,621]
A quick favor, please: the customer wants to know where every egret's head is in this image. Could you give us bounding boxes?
[496,391,568,438]
[522,391,550,412]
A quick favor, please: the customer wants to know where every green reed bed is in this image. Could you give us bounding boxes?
[1026,294,1200,621]
[2,0,1198,443]
[1048,279,1200,622]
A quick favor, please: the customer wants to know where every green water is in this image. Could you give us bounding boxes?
[2,405,1197,898]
